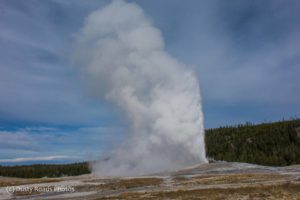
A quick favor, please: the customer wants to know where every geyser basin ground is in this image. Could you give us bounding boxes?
[1,162,300,200]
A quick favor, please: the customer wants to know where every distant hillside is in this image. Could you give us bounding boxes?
[205,119,300,166]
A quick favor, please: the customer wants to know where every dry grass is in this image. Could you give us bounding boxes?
[95,182,300,200]
[76,177,163,192]
[180,173,289,185]
[0,177,62,187]
[101,178,163,190]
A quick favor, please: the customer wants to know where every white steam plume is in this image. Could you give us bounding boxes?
[75,0,207,176]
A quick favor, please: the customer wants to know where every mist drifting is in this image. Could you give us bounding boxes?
[75,0,207,176]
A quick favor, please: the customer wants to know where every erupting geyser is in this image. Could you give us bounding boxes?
[74,0,207,176]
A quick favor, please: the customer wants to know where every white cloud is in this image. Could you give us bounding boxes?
[0,126,123,162]
[0,130,37,150]
[0,155,78,163]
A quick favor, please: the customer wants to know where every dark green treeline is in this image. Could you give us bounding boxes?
[0,162,90,178]
[205,119,300,166]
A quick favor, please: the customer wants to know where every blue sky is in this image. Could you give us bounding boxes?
[0,0,299,164]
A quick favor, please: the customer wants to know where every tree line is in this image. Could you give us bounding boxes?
[205,118,300,166]
[0,162,90,178]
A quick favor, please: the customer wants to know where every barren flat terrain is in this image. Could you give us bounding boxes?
[1,162,300,200]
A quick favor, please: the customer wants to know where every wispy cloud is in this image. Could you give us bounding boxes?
[0,0,112,126]
[22,127,59,132]
[0,155,78,163]
[0,126,124,163]
[0,130,38,151]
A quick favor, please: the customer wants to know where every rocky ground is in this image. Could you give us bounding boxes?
[1,162,300,200]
